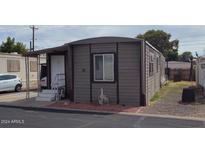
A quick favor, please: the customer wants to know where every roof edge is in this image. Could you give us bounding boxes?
[68,36,143,45]
[25,44,68,56]
[145,41,164,57]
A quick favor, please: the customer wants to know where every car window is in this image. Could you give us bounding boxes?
[0,75,16,80]
[0,75,8,80]
[8,75,16,79]
[0,76,4,81]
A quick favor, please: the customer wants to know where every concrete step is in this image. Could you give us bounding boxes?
[42,89,58,94]
[35,96,55,102]
[36,89,58,102]
[39,93,56,98]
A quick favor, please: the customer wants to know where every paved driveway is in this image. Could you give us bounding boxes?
[0,107,204,128]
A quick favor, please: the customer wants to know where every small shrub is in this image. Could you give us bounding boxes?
[150,92,160,102]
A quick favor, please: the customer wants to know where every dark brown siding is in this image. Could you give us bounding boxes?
[91,43,116,53]
[66,46,72,98]
[92,83,117,103]
[73,45,90,102]
[118,42,141,106]
[46,54,51,89]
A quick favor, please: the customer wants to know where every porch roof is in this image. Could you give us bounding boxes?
[25,44,68,56]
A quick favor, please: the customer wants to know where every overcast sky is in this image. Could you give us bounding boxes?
[0,25,205,55]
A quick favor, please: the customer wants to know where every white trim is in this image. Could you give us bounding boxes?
[93,53,114,82]
[145,41,162,56]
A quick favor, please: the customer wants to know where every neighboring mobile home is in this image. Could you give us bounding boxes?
[196,57,205,88]
[0,52,46,89]
[27,37,165,106]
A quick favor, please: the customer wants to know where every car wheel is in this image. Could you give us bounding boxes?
[15,84,22,92]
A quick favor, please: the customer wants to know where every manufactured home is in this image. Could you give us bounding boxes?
[27,37,165,106]
[0,52,46,89]
[196,57,205,88]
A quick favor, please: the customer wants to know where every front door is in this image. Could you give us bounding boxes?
[50,55,65,87]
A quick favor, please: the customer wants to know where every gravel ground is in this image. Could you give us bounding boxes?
[139,82,205,118]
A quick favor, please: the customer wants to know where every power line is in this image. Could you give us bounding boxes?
[29,25,38,51]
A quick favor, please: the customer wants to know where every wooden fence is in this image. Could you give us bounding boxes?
[166,68,195,81]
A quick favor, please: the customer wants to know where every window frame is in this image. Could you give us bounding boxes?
[30,61,37,72]
[156,56,159,73]
[93,53,115,82]
[201,63,205,69]
[149,53,154,76]
[7,59,20,72]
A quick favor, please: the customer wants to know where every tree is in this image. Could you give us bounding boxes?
[0,37,15,53]
[0,37,27,55]
[167,50,178,61]
[178,51,193,62]
[13,42,27,55]
[137,30,179,60]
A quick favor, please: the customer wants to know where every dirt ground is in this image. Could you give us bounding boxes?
[0,91,37,103]
[139,81,205,118]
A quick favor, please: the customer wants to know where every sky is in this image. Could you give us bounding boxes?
[0,25,205,55]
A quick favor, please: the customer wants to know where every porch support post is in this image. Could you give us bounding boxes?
[25,55,30,99]
[28,56,30,98]
[37,54,41,96]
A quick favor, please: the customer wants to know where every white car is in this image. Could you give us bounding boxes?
[0,74,22,92]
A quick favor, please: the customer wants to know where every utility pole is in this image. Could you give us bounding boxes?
[29,25,40,97]
[29,25,38,51]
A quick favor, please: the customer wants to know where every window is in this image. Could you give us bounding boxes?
[156,57,159,72]
[94,54,114,82]
[149,53,154,76]
[30,61,37,72]
[7,60,20,72]
[201,64,205,69]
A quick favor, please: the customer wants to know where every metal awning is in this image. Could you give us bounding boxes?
[25,44,68,56]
